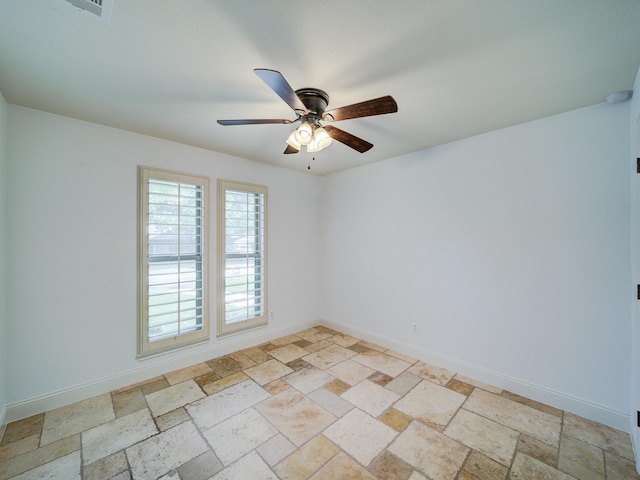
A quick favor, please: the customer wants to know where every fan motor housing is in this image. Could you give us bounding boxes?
[295,88,329,118]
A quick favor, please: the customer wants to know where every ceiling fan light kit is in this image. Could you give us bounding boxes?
[218,69,398,159]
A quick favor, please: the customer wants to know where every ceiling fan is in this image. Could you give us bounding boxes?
[217,69,398,155]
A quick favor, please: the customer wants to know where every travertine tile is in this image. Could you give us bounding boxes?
[303,343,357,369]
[242,346,273,364]
[268,344,309,363]
[314,325,341,335]
[327,358,376,385]
[273,434,340,480]
[164,363,212,385]
[41,394,115,446]
[286,358,310,371]
[270,334,303,346]
[407,361,455,386]
[11,451,81,480]
[358,341,387,352]
[82,451,129,480]
[111,387,147,418]
[256,433,296,467]
[244,359,294,385]
[324,408,398,466]
[264,378,293,395]
[203,408,277,465]
[369,371,394,387]
[517,434,558,467]
[385,372,421,396]
[501,390,563,417]
[384,349,419,364]
[394,380,465,430]
[464,389,561,446]
[462,452,509,480]
[563,412,634,460]
[389,420,469,480]
[212,451,278,480]
[177,450,224,480]
[139,376,171,395]
[187,380,270,430]
[367,450,413,480]
[328,333,361,347]
[0,435,80,480]
[256,389,336,446]
[283,365,334,394]
[2,327,636,480]
[307,387,354,417]
[310,451,377,480]
[155,407,190,432]
[145,379,205,417]
[558,434,605,480]
[206,354,250,378]
[378,408,413,432]
[444,409,519,466]
[341,379,400,417]
[126,421,209,480]
[325,378,352,395]
[352,350,411,378]
[302,339,333,353]
[202,371,248,395]
[446,378,475,396]
[82,408,158,465]
[295,327,333,343]
[453,374,502,394]
[0,434,39,463]
[0,414,43,446]
[604,450,640,479]
[510,452,576,480]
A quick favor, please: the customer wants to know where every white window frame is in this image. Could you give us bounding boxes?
[217,180,268,337]
[138,166,210,357]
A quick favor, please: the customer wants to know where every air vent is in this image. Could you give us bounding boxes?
[62,0,113,22]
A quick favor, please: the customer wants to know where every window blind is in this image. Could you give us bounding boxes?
[224,188,266,323]
[139,167,209,356]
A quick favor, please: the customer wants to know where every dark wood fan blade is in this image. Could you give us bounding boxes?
[323,95,397,121]
[254,69,309,114]
[326,126,373,153]
[284,145,299,154]
[217,119,293,126]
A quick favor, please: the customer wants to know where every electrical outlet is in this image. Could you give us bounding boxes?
[269,311,274,319]
[412,323,418,333]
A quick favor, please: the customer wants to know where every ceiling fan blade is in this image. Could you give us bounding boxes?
[254,69,309,115]
[323,95,398,121]
[325,126,373,153]
[217,119,293,126]
[284,145,299,154]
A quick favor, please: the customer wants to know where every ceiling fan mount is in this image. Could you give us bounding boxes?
[294,88,330,120]
[217,69,398,155]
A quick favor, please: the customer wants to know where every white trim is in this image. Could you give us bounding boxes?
[320,318,631,432]
[0,405,6,441]
[5,319,318,423]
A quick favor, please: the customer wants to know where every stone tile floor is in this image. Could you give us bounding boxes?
[0,326,638,479]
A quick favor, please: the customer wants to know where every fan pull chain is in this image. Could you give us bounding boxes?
[308,156,315,170]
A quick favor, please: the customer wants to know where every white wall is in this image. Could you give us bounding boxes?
[0,90,7,430]
[629,67,640,463]
[5,106,323,417]
[322,102,632,430]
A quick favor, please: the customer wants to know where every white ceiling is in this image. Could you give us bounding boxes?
[1,1,639,175]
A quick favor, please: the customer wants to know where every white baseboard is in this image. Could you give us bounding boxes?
[5,319,319,423]
[0,405,6,442]
[320,318,631,433]
[6,318,630,434]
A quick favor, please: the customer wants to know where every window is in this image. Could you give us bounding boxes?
[217,180,267,336]
[138,167,209,356]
